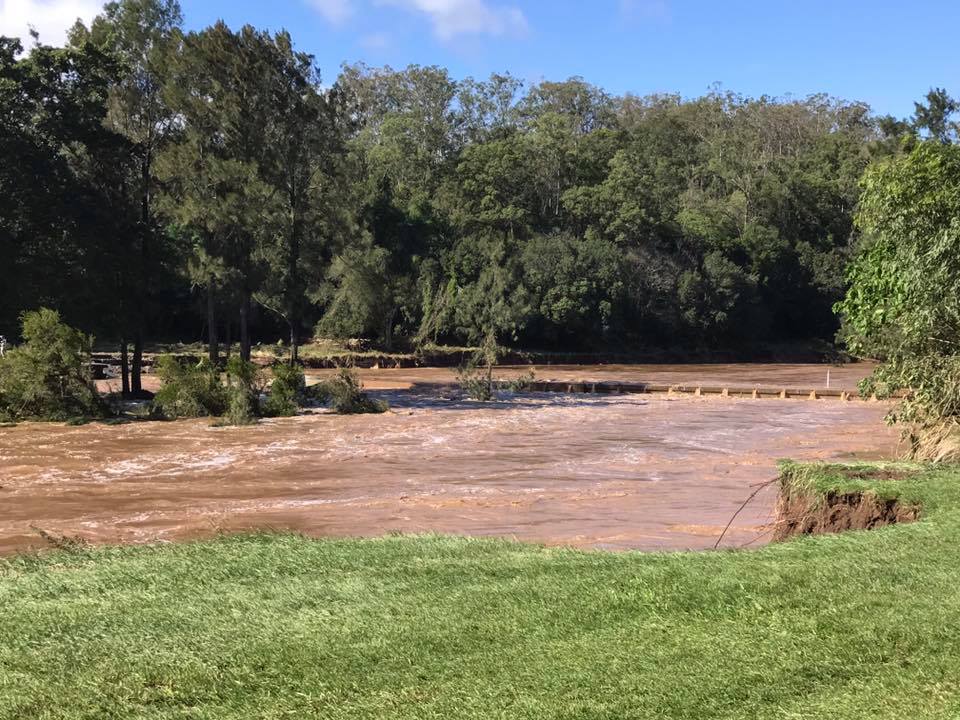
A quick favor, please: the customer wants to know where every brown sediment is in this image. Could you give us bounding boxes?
[7,364,896,556]
[773,489,920,541]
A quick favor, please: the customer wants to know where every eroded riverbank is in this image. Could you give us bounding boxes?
[1,372,897,554]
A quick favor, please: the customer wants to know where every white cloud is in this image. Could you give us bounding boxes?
[620,0,670,23]
[378,0,527,40]
[359,31,391,50]
[307,0,354,25]
[0,0,102,46]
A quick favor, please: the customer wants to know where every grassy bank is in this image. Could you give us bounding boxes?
[2,463,960,719]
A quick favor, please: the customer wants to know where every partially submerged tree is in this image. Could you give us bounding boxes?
[837,141,960,448]
[0,309,102,421]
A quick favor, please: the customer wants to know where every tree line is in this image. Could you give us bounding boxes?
[2,0,956,395]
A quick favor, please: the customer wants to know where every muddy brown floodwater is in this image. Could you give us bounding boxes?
[305,361,878,392]
[6,364,897,555]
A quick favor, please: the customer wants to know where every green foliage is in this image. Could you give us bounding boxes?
[2,9,949,358]
[521,233,624,344]
[223,384,257,426]
[154,354,303,423]
[317,180,426,350]
[678,251,763,342]
[456,364,495,401]
[310,368,388,414]
[152,355,226,418]
[262,362,306,418]
[220,356,264,425]
[912,87,959,144]
[0,309,103,421]
[837,141,960,433]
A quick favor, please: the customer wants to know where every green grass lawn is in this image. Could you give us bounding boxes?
[2,463,960,719]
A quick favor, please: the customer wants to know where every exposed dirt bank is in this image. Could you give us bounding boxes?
[774,477,920,541]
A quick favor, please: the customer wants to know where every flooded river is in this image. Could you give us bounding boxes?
[307,362,876,391]
[4,364,896,554]
[0,366,896,553]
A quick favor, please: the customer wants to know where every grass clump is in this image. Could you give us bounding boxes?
[308,368,388,414]
[0,308,104,422]
[3,462,960,718]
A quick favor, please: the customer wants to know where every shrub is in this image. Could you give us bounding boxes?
[0,308,104,421]
[310,368,387,414]
[457,364,494,401]
[505,369,536,393]
[152,355,226,419]
[221,357,265,425]
[223,385,258,426]
[262,362,306,418]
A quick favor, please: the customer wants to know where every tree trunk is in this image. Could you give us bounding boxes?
[383,308,396,352]
[131,331,143,395]
[120,339,130,397]
[289,320,299,365]
[207,283,219,366]
[133,153,151,397]
[240,293,251,362]
[224,317,232,358]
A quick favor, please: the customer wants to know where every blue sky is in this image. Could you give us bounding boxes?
[3,0,959,117]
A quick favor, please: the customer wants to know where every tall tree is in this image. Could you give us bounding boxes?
[76,0,182,394]
[0,35,133,345]
[255,34,346,363]
[912,88,959,144]
[837,140,960,431]
[160,22,282,362]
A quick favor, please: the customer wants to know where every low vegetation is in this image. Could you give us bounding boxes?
[2,461,959,718]
[0,309,104,422]
[308,368,388,414]
[152,355,227,419]
[262,362,307,417]
[153,356,310,424]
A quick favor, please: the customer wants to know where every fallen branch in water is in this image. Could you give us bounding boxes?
[714,477,779,550]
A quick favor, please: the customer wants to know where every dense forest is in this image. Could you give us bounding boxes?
[3,0,957,391]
